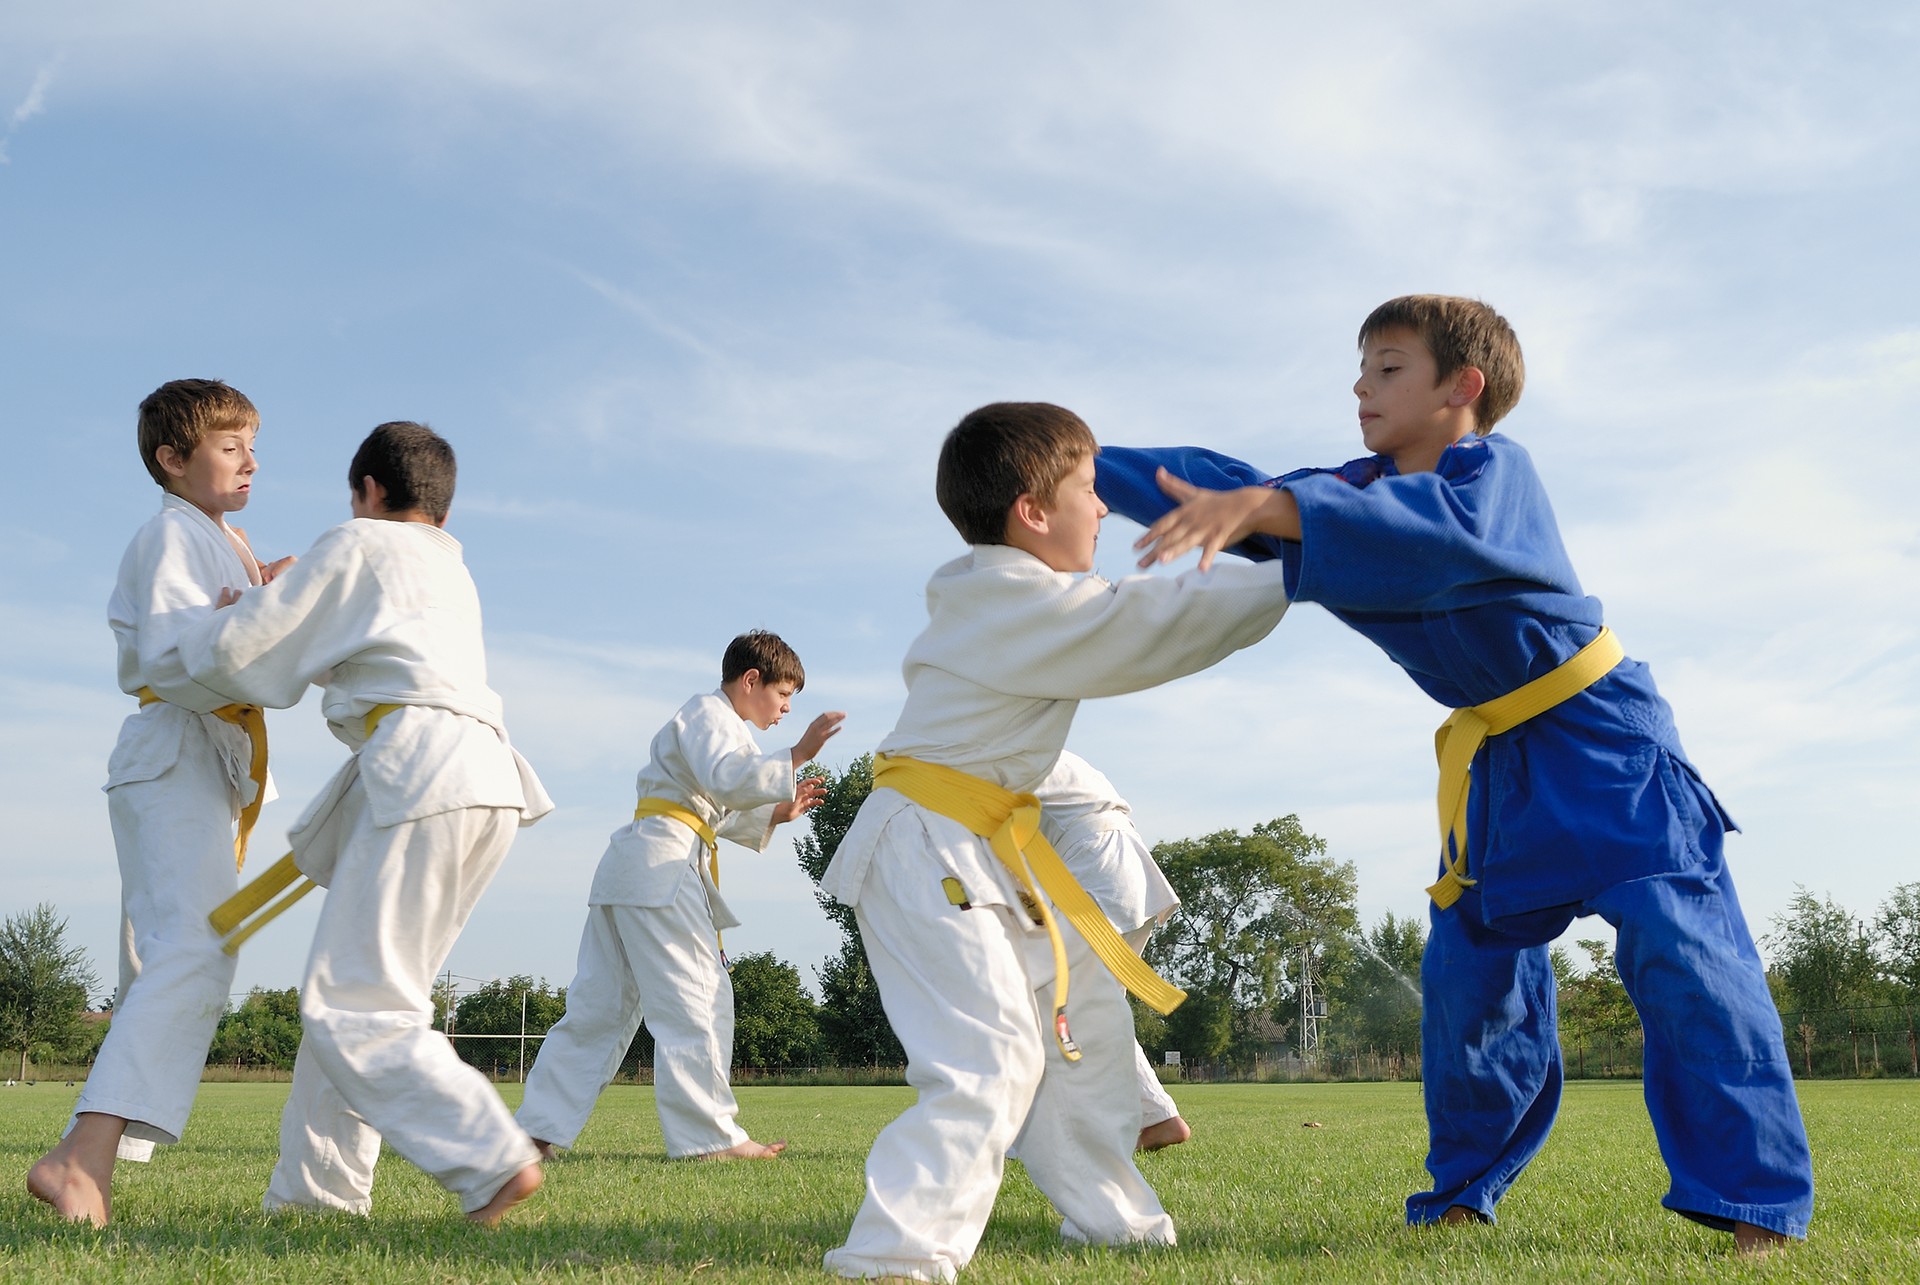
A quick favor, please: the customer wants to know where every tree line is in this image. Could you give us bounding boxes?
[6,767,1918,1077]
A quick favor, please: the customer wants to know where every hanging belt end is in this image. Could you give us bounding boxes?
[1054,1011,1082,1062]
[1425,869,1476,909]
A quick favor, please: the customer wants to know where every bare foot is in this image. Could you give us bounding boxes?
[1436,1205,1485,1226]
[698,1138,787,1160]
[467,1163,543,1227]
[530,1138,558,1162]
[27,1114,125,1227]
[1733,1222,1791,1256]
[1136,1116,1191,1152]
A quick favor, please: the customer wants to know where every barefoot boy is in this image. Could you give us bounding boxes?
[1107,295,1815,1250]
[516,631,843,1161]
[177,421,553,1224]
[1031,751,1187,1153]
[30,379,288,1226]
[819,403,1290,1281]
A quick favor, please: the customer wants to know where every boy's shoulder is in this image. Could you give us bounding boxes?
[120,495,227,570]
[298,519,467,580]
[660,689,739,735]
[1284,432,1528,494]
[915,545,1127,643]
[926,544,1082,599]
[327,516,461,554]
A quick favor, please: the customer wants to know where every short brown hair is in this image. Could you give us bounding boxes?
[936,402,1098,545]
[1358,296,1525,431]
[722,630,805,690]
[348,421,457,522]
[137,379,259,488]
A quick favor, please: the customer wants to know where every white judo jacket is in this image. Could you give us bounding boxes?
[177,518,551,884]
[107,492,274,809]
[822,543,1288,914]
[586,689,796,927]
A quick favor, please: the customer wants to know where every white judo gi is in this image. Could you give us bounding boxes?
[819,544,1288,1282]
[179,517,552,1215]
[517,689,794,1159]
[1030,751,1181,1135]
[76,493,273,1160]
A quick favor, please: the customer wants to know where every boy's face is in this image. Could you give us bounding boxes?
[1353,328,1467,466]
[160,427,258,522]
[731,671,798,731]
[1022,454,1106,574]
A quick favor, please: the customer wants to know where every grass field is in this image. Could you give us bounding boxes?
[4,1079,1916,1281]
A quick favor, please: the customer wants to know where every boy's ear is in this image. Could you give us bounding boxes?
[1447,366,1487,409]
[155,444,188,480]
[738,667,762,692]
[1008,492,1049,537]
[354,476,392,513]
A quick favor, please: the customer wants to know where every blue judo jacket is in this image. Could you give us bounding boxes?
[1095,436,1735,921]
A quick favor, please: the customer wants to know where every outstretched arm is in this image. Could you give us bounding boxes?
[1134,470,1301,572]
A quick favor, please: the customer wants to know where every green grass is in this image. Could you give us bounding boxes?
[3,1079,1916,1281]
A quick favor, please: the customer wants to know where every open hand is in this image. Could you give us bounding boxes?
[791,711,846,765]
[1133,469,1275,571]
[773,775,830,824]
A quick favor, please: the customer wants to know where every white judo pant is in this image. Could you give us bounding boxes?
[73,728,239,1152]
[825,844,1173,1283]
[516,879,749,1159]
[1122,924,1179,1130]
[263,793,537,1216]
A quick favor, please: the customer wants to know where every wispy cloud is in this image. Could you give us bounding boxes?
[0,62,56,162]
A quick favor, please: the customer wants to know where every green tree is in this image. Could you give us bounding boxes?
[729,951,823,1068]
[1764,888,1880,1013]
[452,975,568,1076]
[794,755,905,1066]
[1872,882,1920,1003]
[1328,911,1425,1059]
[0,903,100,1079]
[793,755,873,941]
[209,987,303,1069]
[1555,938,1639,1046]
[1159,988,1234,1063]
[816,941,903,1067]
[1147,816,1355,1065]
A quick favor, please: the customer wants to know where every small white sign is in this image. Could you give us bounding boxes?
[1164,1051,1181,1065]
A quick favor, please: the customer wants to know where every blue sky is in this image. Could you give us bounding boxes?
[3,2,1916,1004]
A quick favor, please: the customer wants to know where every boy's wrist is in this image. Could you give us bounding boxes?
[1249,487,1301,541]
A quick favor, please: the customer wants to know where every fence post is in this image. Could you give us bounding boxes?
[1799,1021,1814,1079]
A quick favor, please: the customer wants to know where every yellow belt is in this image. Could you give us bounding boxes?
[138,686,267,871]
[633,797,729,963]
[873,753,1186,1062]
[206,703,404,955]
[1427,628,1625,908]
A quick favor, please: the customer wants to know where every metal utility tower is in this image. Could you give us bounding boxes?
[1298,945,1325,1063]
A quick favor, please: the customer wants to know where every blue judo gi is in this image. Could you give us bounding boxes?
[1097,435,1814,1237]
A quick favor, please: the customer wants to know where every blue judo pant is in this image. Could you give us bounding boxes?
[1409,829,1814,1238]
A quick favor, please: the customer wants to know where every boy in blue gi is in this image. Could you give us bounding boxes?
[1096,295,1813,1253]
